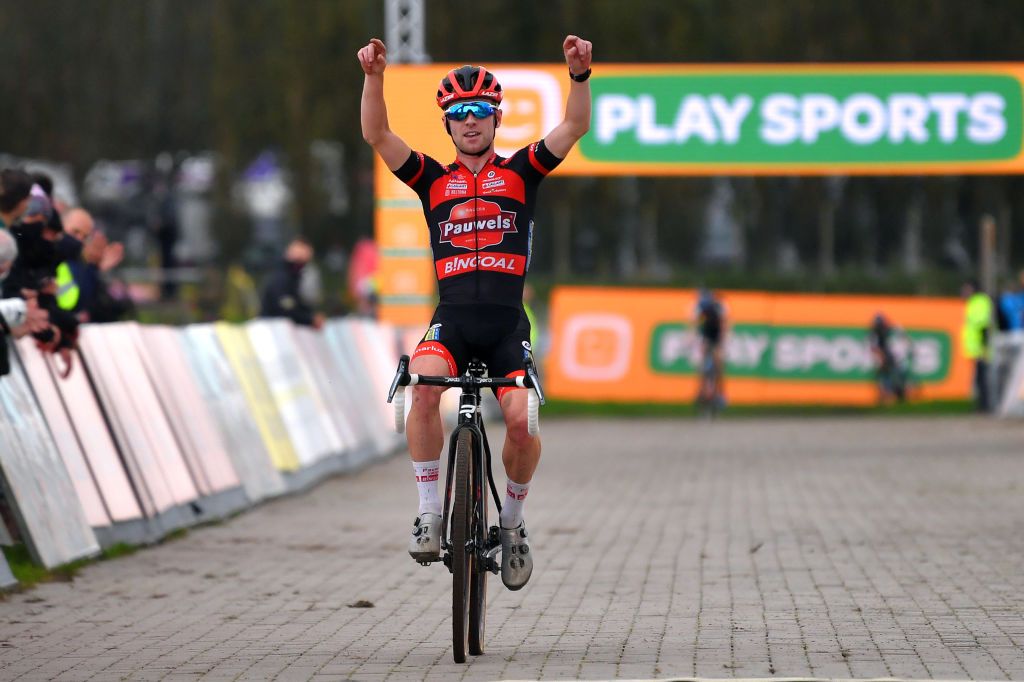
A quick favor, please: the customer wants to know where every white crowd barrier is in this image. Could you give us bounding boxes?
[246,320,342,474]
[34,344,147,545]
[0,316,405,582]
[995,332,1024,416]
[2,344,99,569]
[182,325,286,503]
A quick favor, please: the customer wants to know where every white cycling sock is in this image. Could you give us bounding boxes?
[500,479,530,529]
[413,460,442,516]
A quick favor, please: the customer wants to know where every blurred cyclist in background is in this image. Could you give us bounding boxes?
[869,312,909,404]
[694,287,727,410]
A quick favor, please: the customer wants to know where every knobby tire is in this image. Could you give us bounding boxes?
[451,429,473,663]
[468,431,488,656]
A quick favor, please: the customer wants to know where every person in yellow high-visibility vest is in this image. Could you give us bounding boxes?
[54,261,79,311]
[961,278,993,412]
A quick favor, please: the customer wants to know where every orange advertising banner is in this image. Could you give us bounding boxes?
[546,287,971,405]
[381,63,1024,176]
[376,62,1024,325]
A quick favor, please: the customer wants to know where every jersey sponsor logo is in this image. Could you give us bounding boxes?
[423,323,442,341]
[437,198,518,249]
[436,252,527,279]
[526,219,534,271]
[413,341,458,375]
[444,174,469,197]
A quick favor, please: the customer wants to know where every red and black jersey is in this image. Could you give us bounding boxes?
[392,140,562,307]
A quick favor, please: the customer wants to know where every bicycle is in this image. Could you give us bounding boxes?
[387,352,545,664]
[695,345,724,419]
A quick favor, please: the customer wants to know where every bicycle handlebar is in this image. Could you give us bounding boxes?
[387,354,545,435]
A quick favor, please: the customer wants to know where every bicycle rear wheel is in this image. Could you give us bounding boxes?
[468,438,488,656]
[451,429,473,663]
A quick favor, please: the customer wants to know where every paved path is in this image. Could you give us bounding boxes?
[2,416,1024,681]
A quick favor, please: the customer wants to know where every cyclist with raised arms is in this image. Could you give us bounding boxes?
[358,35,592,590]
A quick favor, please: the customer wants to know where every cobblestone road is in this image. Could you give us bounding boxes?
[2,416,1024,681]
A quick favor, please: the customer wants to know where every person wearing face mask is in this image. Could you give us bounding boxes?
[259,237,325,329]
[0,171,52,375]
[30,173,83,313]
[2,181,80,373]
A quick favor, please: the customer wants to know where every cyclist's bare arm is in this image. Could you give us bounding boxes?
[358,38,412,171]
[544,35,593,159]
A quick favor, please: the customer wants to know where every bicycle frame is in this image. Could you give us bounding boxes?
[438,362,503,574]
[387,353,544,570]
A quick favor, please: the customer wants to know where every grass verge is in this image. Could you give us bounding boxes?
[542,398,975,418]
[2,538,166,592]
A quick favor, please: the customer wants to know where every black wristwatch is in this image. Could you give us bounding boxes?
[569,67,591,83]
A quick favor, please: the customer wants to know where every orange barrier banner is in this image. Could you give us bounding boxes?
[547,287,971,405]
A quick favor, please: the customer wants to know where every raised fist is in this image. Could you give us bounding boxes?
[563,35,593,76]
[357,38,388,76]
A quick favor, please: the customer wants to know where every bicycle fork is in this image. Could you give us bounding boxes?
[439,391,502,575]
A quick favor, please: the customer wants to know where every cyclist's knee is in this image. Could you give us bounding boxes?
[408,354,450,412]
[411,384,445,410]
[500,392,535,446]
[506,420,535,448]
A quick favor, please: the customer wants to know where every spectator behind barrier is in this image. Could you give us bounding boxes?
[961,278,993,413]
[1,171,51,373]
[1,171,80,375]
[63,208,130,323]
[0,229,50,376]
[998,270,1024,332]
[0,168,32,230]
[260,237,324,329]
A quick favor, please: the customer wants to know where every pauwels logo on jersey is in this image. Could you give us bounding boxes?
[437,198,518,250]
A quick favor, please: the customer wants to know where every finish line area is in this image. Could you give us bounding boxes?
[1,416,1021,681]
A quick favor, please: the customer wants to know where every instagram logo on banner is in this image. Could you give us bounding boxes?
[495,70,563,157]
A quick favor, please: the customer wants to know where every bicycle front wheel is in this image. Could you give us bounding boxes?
[451,429,473,663]
[468,437,488,657]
